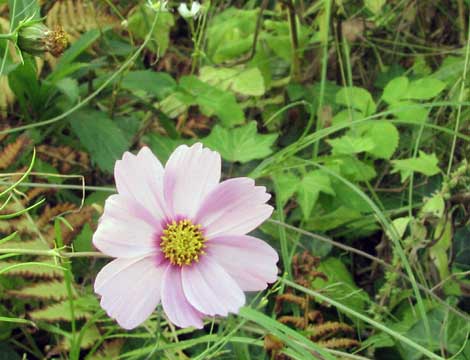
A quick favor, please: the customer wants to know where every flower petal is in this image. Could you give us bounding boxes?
[95,256,164,330]
[161,265,204,329]
[195,177,273,238]
[114,147,167,220]
[164,143,221,218]
[209,235,278,291]
[182,257,245,316]
[93,195,160,258]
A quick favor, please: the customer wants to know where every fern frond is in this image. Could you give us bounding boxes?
[316,338,359,349]
[0,136,29,170]
[308,321,355,340]
[37,203,77,227]
[0,239,50,251]
[22,187,55,205]
[0,259,63,279]
[37,144,90,173]
[45,206,95,245]
[8,280,75,301]
[29,299,91,322]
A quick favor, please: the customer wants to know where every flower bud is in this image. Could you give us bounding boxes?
[17,22,68,57]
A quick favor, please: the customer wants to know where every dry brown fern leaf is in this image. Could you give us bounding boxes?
[0,136,30,170]
[0,17,16,118]
[37,144,90,173]
[46,0,119,42]
[21,187,56,205]
[308,321,355,341]
[317,338,360,349]
[44,206,95,245]
[36,202,77,227]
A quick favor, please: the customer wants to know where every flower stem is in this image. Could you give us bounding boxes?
[0,32,15,40]
[0,248,109,258]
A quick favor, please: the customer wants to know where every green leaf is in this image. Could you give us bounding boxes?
[359,120,400,159]
[312,258,369,324]
[199,66,266,96]
[338,156,377,182]
[336,86,377,115]
[389,101,429,123]
[297,171,334,220]
[144,133,192,164]
[327,135,375,155]
[0,259,63,279]
[364,0,386,14]
[122,71,176,99]
[382,76,409,104]
[391,151,441,182]
[207,9,258,63]
[203,122,277,163]
[8,0,40,28]
[405,78,446,100]
[128,6,174,55]
[179,76,245,127]
[69,109,129,173]
[272,171,300,207]
[306,206,362,231]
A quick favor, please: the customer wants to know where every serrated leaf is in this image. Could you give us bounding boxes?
[272,171,300,207]
[405,78,446,100]
[339,156,377,182]
[29,299,91,322]
[336,87,376,115]
[0,259,63,279]
[122,71,176,99]
[127,6,174,55]
[306,206,362,232]
[389,100,429,123]
[203,122,277,163]
[382,76,409,104]
[8,280,74,301]
[297,171,335,220]
[327,135,375,155]
[0,239,50,251]
[359,120,400,159]
[69,109,129,173]
[179,76,245,127]
[391,151,441,182]
[199,66,266,96]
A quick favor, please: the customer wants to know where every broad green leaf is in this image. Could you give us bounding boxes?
[421,193,445,218]
[52,29,101,79]
[203,122,277,163]
[297,171,334,220]
[312,257,369,324]
[207,9,258,63]
[200,66,266,96]
[332,109,363,126]
[391,151,441,182]
[179,76,245,127]
[382,76,409,104]
[128,6,174,55]
[327,135,375,155]
[54,78,79,103]
[144,133,192,163]
[359,120,400,159]
[405,78,446,100]
[338,156,377,182]
[122,71,176,99]
[306,206,362,231]
[389,100,429,123]
[273,171,300,207]
[69,110,129,173]
[8,0,40,28]
[29,298,91,322]
[430,217,452,283]
[336,86,377,115]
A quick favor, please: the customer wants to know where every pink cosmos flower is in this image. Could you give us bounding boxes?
[93,143,278,329]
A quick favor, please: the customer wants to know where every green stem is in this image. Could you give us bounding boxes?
[0,33,15,40]
[0,248,108,258]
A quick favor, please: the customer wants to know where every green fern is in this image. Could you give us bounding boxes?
[8,280,75,301]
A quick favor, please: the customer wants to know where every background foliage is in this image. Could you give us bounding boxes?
[0,0,469,359]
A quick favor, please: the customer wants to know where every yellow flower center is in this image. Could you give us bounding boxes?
[160,219,206,266]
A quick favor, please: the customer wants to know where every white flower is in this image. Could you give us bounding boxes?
[147,0,170,12]
[178,1,202,19]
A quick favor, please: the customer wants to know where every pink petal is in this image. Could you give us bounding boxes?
[209,235,278,291]
[164,143,221,218]
[195,178,273,238]
[93,194,160,258]
[161,265,204,329]
[94,256,164,330]
[182,257,245,316]
[114,147,168,220]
